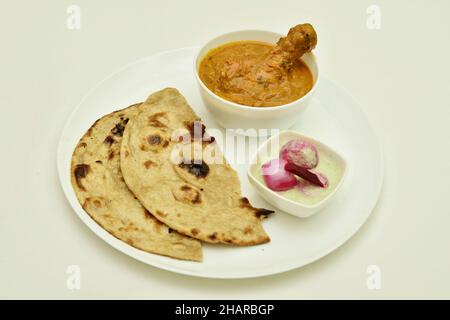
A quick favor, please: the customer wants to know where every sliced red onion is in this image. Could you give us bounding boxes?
[261,159,297,191]
[284,162,328,188]
[280,139,319,169]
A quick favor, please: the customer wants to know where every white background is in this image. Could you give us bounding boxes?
[1,0,449,299]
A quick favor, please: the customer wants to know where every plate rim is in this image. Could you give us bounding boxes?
[57,47,384,279]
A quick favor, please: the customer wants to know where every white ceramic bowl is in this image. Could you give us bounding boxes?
[194,30,319,136]
[247,130,347,218]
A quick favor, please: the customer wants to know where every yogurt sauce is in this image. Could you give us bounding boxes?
[251,145,345,206]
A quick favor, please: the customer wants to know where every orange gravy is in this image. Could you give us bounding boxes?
[199,41,314,107]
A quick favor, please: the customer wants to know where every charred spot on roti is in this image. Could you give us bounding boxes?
[254,208,274,219]
[111,123,125,137]
[191,228,199,236]
[82,197,90,209]
[104,135,115,146]
[147,134,162,145]
[107,150,115,160]
[143,160,156,169]
[124,150,129,157]
[74,164,90,191]
[192,192,201,204]
[244,227,253,235]
[168,228,173,234]
[178,161,209,178]
[141,134,168,151]
[239,197,251,207]
[240,197,274,219]
[118,115,130,125]
[95,160,102,164]
[78,142,87,148]
[93,199,102,208]
[156,210,167,218]
[172,185,202,204]
[148,112,168,128]
[208,232,218,241]
[184,120,215,143]
[143,210,152,219]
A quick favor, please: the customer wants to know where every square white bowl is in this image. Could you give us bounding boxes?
[247,130,348,218]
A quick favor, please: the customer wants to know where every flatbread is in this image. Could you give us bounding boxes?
[70,103,202,261]
[120,88,272,245]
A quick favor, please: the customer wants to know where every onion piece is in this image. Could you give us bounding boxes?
[280,139,319,169]
[284,162,328,188]
[261,159,297,191]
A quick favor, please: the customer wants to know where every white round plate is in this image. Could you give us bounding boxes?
[57,47,383,279]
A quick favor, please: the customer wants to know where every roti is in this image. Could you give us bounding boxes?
[70,103,202,261]
[120,88,272,245]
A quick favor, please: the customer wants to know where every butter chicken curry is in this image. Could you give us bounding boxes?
[198,23,317,107]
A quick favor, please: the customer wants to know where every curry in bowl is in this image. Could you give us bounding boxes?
[198,24,317,107]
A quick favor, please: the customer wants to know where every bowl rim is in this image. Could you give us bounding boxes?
[247,129,348,211]
[193,29,320,112]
